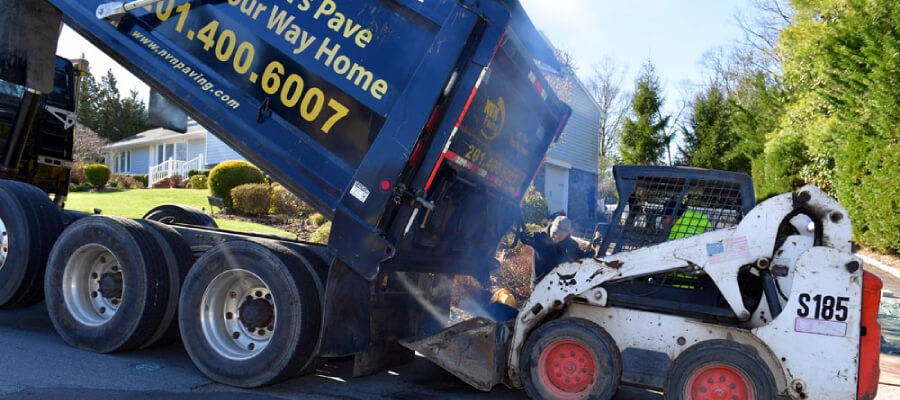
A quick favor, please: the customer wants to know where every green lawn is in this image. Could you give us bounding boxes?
[65,189,294,238]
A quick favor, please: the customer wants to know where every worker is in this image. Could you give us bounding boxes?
[522,216,589,286]
[661,199,711,240]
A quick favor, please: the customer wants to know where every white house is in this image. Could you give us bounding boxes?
[533,67,601,224]
[102,120,244,184]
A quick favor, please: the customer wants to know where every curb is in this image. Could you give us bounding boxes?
[856,252,900,280]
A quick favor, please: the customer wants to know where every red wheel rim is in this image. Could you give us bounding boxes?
[537,338,598,398]
[685,363,755,400]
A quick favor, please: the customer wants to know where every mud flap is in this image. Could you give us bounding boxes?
[399,317,512,391]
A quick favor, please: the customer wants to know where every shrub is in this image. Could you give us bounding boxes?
[271,183,312,217]
[152,178,173,188]
[190,174,209,190]
[310,221,331,244]
[131,174,149,188]
[208,160,266,208]
[231,183,271,216]
[108,180,118,188]
[70,162,86,184]
[83,163,111,189]
[152,174,185,189]
[187,169,208,178]
[521,185,549,225]
[758,133,809,199]
[70,182,92,192]
[307,212,327,227]
[111,174,142,189]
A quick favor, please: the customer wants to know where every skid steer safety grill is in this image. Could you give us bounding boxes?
[598,167,752,256]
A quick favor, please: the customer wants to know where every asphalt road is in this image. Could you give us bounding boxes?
[0,265,897,399]
[0,302,658,400]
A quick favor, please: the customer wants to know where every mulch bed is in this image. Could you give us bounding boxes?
[211,212,316,241]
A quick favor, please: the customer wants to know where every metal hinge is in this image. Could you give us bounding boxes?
[44,105,77,130]
[96,0,166,20]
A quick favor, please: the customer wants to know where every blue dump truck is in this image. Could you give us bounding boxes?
[0,0,570,392]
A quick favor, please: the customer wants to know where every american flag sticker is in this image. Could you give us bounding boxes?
[708,236,750,264]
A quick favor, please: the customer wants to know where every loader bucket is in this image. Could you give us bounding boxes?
[399,317,512,391]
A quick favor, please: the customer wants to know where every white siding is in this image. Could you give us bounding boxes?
[187,138,205,163]
[130,146,150,174]
[205,132,245,166]
[546,75,600,174]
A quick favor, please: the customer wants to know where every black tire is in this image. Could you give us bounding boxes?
[0,180,63,308]
[44,216,171,353]
[143,204,217,228]
[664,340,776,400]
[521,318,622,400]
[178,240,322,388]
[136,220,193,348]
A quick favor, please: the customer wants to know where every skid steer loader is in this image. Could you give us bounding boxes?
[404,166,882,400]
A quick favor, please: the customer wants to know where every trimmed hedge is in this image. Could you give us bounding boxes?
[231,183,271,216]
[190,174,209,190]
[208,160,266,208]
[83,163,111,189]
[132,174,149,188]
[307,212,327,227]
[310,221,331,244]
[271,183,312,217]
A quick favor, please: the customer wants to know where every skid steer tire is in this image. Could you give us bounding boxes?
[0,180,63,308]
[44,216,171,353]
[663,340,776,400]
[521,318,622,400]
[178,240,322,388]
[136,220,193,348]
[143,204,217,228]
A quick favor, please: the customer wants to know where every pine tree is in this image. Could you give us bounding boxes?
[679,84,745,171]
[75,69,152,141]
[620,63,671,165]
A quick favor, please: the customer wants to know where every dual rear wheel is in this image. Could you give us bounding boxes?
[179,240,323,387]
[44,216,324,388]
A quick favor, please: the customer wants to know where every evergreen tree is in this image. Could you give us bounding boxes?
[620,63,671,165]
[75,69,152,141]
[679,84,745,172]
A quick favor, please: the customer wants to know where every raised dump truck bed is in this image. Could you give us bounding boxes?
[52,0,570,280]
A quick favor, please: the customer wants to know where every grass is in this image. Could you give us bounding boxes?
[65,188,294,238]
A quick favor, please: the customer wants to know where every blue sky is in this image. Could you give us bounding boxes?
[519,0,755,112]
[58,0,756,117]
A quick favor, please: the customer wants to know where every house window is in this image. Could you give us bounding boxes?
[157,142,187,163]
[117,151,130,173]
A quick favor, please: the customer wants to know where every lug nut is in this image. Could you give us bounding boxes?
[225,312,233,320]
[232,332,240,339]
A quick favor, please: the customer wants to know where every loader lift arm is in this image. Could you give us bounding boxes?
[506,184,852,386]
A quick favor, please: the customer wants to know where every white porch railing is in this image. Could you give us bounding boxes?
[149,154,204,186]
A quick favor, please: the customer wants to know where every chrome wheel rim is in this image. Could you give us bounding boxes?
[0,217,7,270]
[62,244,124,326]
[201,269,275,360]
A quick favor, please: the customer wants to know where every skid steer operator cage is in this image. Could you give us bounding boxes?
[597,166,756,256]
